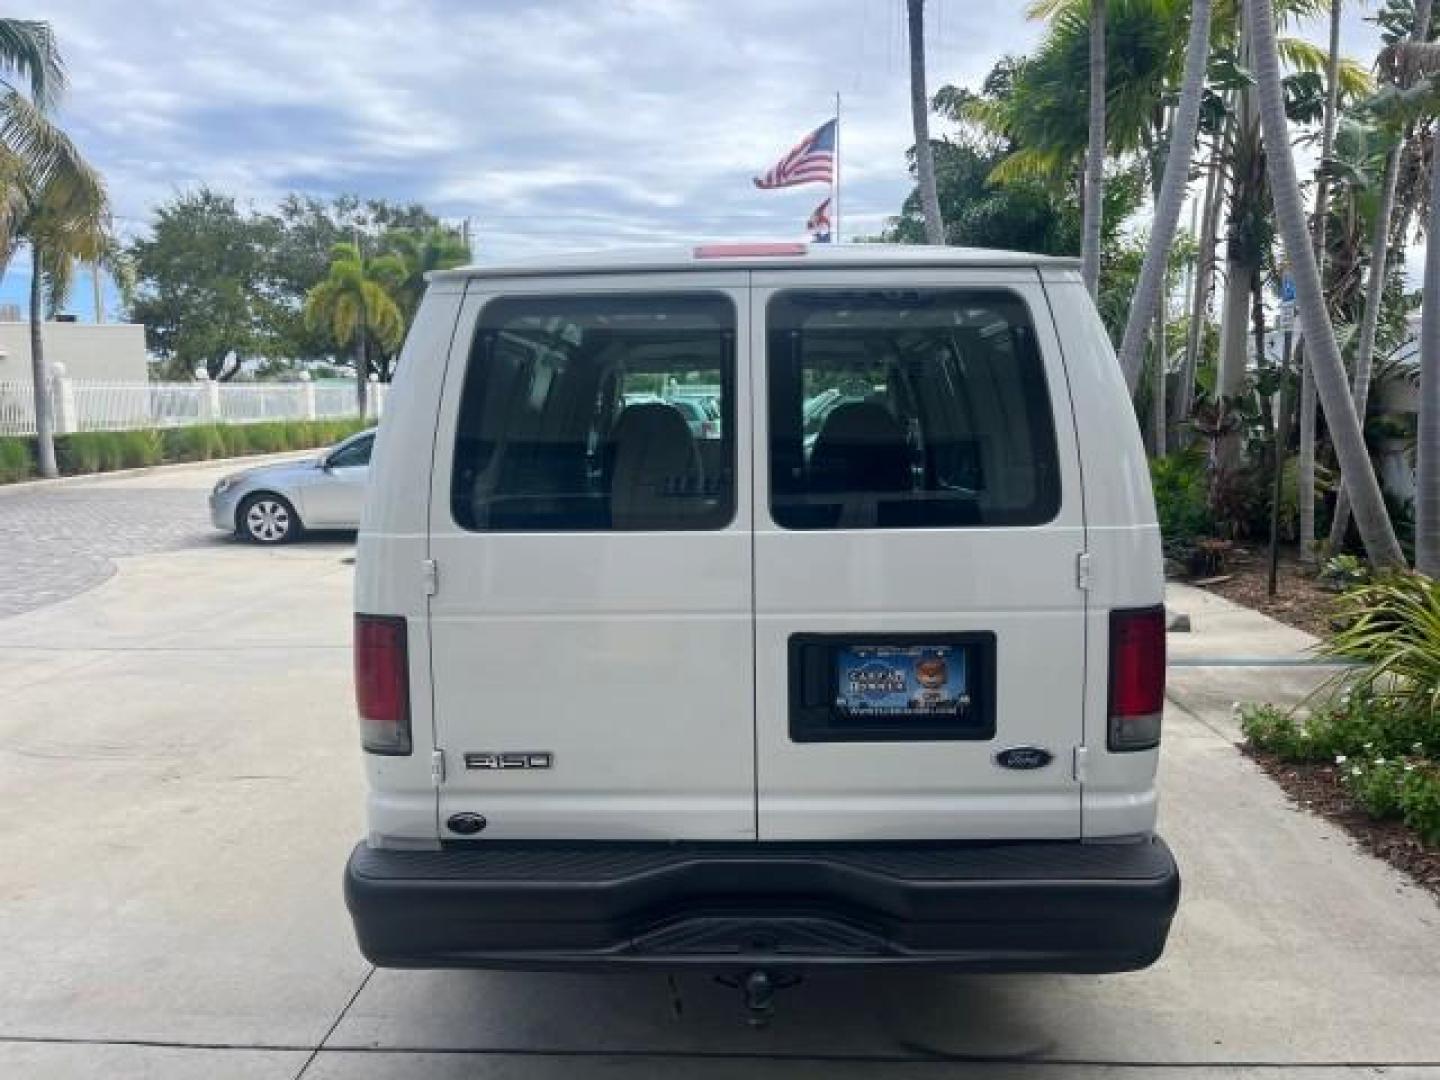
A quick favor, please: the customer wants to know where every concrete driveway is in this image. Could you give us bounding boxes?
[1,464,1437,1079]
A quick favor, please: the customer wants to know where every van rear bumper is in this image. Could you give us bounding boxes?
[345,837,1179,973]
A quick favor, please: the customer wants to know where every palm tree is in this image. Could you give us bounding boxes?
[1244,0,1406,568]
[1421,146,1440,576]
[1116,0,1213,394]
[1081,0,1106,294]
[1175,102,1229,431]
[379,225,469,321]
[1376,36,1440,575]
[1298,0,1345,566]
[9,147,107,479]
[906,0,946,244]
[303,241,405,416]
[1328,0,1433,552]
[0,19,110,479]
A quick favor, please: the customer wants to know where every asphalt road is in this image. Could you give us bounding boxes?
[0,463,1437,1079]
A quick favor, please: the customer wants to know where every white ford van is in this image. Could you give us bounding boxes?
[345,243,1178,981]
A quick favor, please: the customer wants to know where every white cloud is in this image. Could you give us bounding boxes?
[9,0,1389,314]
[35,0,1036,259]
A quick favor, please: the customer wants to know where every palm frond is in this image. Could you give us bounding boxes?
[1277,37,1373,97]
[0,19,65,110]
[1378,40,1440,88]
[1024,0,1079,20]
[988,145,1071,185]
[39,240,74,315]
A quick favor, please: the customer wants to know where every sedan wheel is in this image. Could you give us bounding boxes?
[240,495,298,544]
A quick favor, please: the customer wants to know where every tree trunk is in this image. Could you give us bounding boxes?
[354,330,369,417]
[1327,0,1432,553]
[1245,0,1407,568]
[1176,128,1225,430]
[1151,301,1168,456]
[1215,16,1260,476]
[1215,262,1252,473]
[1116,0,1212,394]
[1327,143,1402,551]
[906,0,945,245]
[28,243,58,479]
[1299,0,1343,566]
[1297,346,1318,562]
[1417,107,1440,576]
[1080,0,1107,295]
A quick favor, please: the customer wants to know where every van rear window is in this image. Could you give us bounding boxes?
[451,294,735,532]
[767,290,1061,530]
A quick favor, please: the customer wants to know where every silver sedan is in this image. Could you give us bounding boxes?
[209,428,376,543]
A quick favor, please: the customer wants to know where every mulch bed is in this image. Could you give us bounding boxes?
[1243,746,1440,901]
[1187,545,1337,639]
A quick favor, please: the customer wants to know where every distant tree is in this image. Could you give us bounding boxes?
[303,241,405,415]
[127,190,275,380]
[128,191,451,375]
[264,194,444,360]
[379,225,469,318]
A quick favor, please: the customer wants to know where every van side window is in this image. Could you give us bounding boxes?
[768,290,1060,530]
[451,294,736,532]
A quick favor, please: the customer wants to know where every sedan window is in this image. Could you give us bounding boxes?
[328,435,374,469]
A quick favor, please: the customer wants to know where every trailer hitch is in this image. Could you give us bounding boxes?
[716,969,801,1027]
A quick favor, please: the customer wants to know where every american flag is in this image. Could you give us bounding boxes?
[807,197,833,242]
[753,119,836,189]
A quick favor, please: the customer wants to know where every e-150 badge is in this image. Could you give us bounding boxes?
[835,644,970,720]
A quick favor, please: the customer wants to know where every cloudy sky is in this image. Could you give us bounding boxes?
[7,0,1388,319]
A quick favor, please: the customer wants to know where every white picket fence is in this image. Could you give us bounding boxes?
[0,375,384,437]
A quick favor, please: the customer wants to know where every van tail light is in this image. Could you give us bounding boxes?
[355,614,412,755]
[1108,606,1166,752]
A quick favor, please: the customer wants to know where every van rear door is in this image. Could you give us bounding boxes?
[750,269,1086,840]
[426,277,756,840]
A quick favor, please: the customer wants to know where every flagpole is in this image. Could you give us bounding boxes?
[833,92,842,243]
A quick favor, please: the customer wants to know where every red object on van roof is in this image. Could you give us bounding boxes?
[693,242,807,259]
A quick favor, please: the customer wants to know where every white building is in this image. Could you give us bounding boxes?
[0,320,149,383]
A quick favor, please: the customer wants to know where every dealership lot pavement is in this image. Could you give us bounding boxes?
[1,465,1438,1079]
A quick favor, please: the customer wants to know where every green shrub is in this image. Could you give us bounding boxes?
[246,422,291,454]
[1324,573,1440,720]
[1341,756,1409,819]
[1150,447,1215,551]
[55,432,106,474]
[161,424,224,462]
[0,437,32,482]
[1400,765,1440,845]
[1340,756,1440,844]
[1239,703,1324,761]
[4,419,372,485]
[1320,554,1371,593]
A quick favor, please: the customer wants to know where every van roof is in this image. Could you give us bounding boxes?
[429,243,1081,282]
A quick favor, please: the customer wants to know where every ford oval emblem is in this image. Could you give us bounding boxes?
[995,746,1053,770]
[446,812,487,835]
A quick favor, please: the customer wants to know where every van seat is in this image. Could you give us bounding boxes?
[609,403,704,529]
[809,401,911,493]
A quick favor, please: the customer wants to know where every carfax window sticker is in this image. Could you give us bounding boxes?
[835,644,971,720]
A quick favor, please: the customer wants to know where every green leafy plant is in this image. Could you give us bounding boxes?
[0,438,33,482]
[1324,573,1440,719]
[1320,554,1371,592]
[1150,447,1216,551]
[1339,755,1440,844]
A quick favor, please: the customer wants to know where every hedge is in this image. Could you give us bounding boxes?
[0,418,370,485]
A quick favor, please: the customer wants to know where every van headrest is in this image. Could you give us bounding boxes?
[609,403,703,529]
[808,401,911,493]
